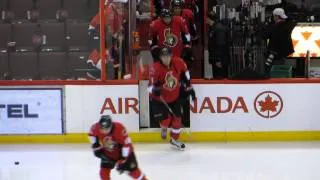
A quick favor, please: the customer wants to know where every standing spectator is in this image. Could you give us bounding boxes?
[207,11,229,79]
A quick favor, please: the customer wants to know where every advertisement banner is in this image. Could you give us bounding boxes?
[291,23,320,57]
[0,88,63,134]
[65,85,139,133]
[191,84,320,132]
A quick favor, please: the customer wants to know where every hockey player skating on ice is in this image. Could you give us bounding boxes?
[88,115,147,180]
[149,47,196,150]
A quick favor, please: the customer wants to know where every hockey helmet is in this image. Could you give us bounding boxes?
[99,115,113,129]
[160,9,173,18]
[161,9,173,24]
[171,0,185,8]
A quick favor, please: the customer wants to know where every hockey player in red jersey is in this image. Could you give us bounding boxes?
[153,0,197,16]
[149,9,192,65]
[88,115,147,180]
[149,47,196,150]
[171,0,198,41]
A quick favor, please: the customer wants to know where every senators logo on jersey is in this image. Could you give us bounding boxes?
[101,136,117,152]
[164,72,178,90]
[163,28,178,47]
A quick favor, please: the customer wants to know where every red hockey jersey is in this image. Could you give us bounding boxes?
[89,4,124,34]
[149,16,189,57]
[160,0,196,8]
[180,9,194,31]
[88,122,132,161]
[150,56,188,103]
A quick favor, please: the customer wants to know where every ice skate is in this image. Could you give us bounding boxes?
[161,128,168,140]
[170,138,185,150]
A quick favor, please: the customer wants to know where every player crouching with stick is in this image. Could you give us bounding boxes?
[88,115,147,180]
[149,47,196,150]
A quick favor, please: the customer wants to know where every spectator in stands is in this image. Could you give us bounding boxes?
[262,8,296,75]
[207,11,229,79]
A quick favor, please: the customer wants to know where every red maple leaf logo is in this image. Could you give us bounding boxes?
[258,95,279,117]
[254,91,283,119]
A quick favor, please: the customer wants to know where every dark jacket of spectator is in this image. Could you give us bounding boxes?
[262,19,296,59]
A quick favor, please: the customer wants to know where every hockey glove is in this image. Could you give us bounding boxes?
[185,87,196,101]
[151,46,161,61]
[182,46,194,62]
[92,144,115,167]
[116,159,127,174]
[116,157,138,174]
[152,86,161,97]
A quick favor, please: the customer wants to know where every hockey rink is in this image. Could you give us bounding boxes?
[0,142,320,180]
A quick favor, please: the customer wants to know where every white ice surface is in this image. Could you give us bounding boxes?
[0,142,320,180]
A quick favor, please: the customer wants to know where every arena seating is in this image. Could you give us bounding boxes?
[66,20,89,52]
[67,51,90,79]
[10,52,38,80]
[0,23,11,51]
[0,52,9,79]
[37,0,62,20]
[0,0,97,80]
[12,22,39,51]
[39,52,67,79]
[7,0,34,20]
[40,21,66,51]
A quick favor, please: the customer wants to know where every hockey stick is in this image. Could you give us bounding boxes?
[118,35,123,80]
[159,96,193,140]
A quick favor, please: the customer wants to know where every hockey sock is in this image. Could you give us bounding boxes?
[170,117,182,140]
[100,168,111,180]
[160,118,171,128]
